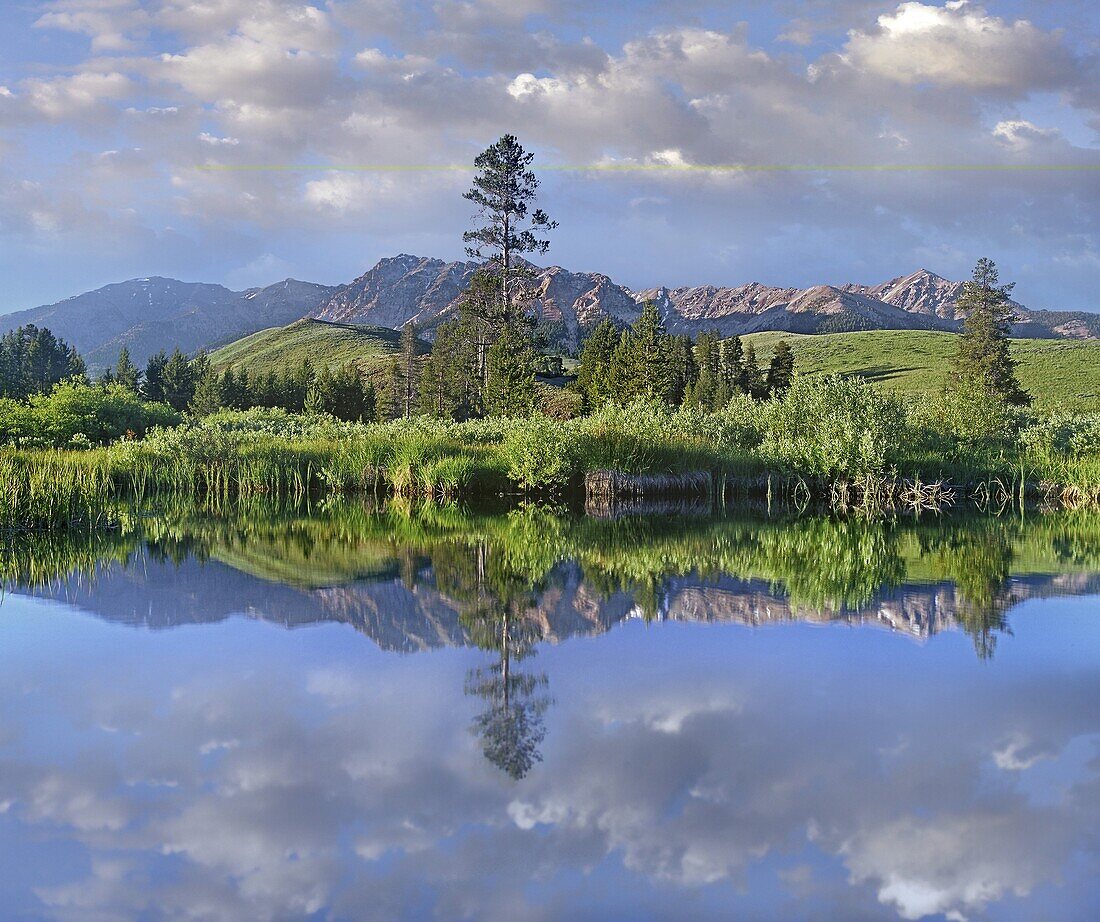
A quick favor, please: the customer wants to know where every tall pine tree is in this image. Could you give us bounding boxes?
[952,258,1029,405]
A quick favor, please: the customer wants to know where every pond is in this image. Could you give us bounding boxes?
[0,501,1098,919]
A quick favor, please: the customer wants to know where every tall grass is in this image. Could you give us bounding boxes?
[2,381,1099,531]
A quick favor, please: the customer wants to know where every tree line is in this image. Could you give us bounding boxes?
[0,325,86,399]
[1,133,1027,430]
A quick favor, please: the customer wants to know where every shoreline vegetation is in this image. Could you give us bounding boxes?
[2,137,1098,529]
[3,375,1099,531]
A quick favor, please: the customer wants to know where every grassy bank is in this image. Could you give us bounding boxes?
[2,373,1099,529]
[744,331,1100,413]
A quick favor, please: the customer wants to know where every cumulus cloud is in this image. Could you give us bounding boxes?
[843,1,1077,93]
[33,0,149,52]
[1,0,1099,312]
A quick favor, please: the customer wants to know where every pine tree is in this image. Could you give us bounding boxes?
[573,319,619,409]
[722,337,744,394]
[420,319,467,419]
[399,321,418,418]
[142,351,168,403]
[0,325,85,399]
[463,135,557,308]
[742,343,766,399]
[766,340,795,395]
[190,366,225,416]
[162,348,197,411]
[693,330,721,410]
[484,324,538,417]
[952,258,1030,405]
[114,347,141,392]
[669,335,697,407]
[627,302,676,403]
[305,365,334,416]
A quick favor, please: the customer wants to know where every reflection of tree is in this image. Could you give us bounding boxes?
[449,541,552,779]
[464,604,549,779]
[921,524,1015,660]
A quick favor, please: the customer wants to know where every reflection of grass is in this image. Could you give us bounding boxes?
[4,497,1099,621]
[746,331,1100,412]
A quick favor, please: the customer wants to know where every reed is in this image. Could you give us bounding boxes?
[2,386,1099,530]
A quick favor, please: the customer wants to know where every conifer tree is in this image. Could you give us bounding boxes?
[485,324,537,416]
[190,366,225,416]
[420,318,467,419]
[742,343,766,399]
[463,135,557,308]
[626,302,676,403]
[142,351,168,403]
[766,340,795,395]
[161,348,197,411]
[693,330,721,410]
[114,347,141,392]
[952,258,1029,405]
[399,321,419,418]
[722,337,744,394]
[669,334,697,407]
[573,319,619,409]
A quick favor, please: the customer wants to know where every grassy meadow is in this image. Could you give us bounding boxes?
[744,331,1100,412]
[209,318,420,375]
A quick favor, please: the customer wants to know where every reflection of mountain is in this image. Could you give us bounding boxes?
[19,553,1100,652]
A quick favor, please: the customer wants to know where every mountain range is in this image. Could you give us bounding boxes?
[4,257,1097,368]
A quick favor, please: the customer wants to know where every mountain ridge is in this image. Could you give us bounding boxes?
[4,259,1096,369]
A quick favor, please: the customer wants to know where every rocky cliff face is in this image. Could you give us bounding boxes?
[314,259,1099,344]
[6,262,1096,366]
[855,269,1100,338]
[310,255,643,350]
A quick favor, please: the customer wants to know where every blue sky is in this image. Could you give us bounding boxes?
[1,1,1099,314]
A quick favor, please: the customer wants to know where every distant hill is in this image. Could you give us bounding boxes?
[1,277,335,371]
[4,260,1096,371]
[742,330,1100,412]
[208,317,425,377]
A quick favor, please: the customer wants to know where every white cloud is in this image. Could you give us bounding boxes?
[992,119,1061,150]
[34,0,148,53]
[22,71,133,122]
[843,2,1076,93]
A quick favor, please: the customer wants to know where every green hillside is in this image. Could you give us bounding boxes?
[743,330,1100,412]
[209,318,414,375]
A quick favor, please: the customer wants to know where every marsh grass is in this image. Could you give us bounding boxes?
[2,378,1099,530]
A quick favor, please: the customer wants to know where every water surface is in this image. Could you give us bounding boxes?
[1,503,1098,919]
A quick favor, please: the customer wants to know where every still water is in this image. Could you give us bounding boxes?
[0,502,1098,920]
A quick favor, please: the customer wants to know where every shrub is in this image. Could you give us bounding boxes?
[535,384,584,421]
[3,381,180,447]
[1019,413,1100,462]
[502,415,577,490]
[760,374,907,478]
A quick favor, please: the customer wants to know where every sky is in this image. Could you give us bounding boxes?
[0,0,1099,315]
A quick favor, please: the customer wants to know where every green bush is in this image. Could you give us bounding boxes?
[1019,413,1100,462]
[503,415,577,490]
[760,374,907,478]
[0,382,180,447]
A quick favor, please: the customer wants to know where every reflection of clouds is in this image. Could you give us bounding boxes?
[841,811,1072,921]
[0,607,1098,919]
